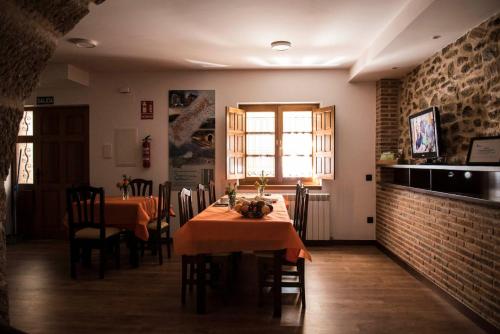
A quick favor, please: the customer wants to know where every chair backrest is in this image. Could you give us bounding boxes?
[178,188,194,227]
[66,185,105,239]
[208,180,216,204]
[130,178,153,196]
[196,184,207,213]
[295,187,309,242]
[292,182,302,229]
[156,181,172,228]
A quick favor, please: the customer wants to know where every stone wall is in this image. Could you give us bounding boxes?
[399,13,500,164]
[376,13,500,330]
[0,0,98,324]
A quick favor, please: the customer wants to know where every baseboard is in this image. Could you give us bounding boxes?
[305,240,376,246]
[375,241,498,333]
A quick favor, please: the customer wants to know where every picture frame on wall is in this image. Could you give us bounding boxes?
[466,136,500,166]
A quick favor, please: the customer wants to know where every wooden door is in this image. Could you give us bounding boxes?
[16,105,89,239]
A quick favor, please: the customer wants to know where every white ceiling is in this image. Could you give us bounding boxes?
[50,0,500,80]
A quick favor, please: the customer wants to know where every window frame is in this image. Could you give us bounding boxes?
[238,103,320,186]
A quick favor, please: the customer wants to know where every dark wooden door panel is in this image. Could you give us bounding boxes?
[15,105,89,239]
[64,141,85,183]
[40,142,60,184]
[39,189,61,238]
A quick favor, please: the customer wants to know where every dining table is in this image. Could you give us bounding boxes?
[173,193,311,317]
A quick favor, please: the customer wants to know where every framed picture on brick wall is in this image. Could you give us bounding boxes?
[466,136,500,166]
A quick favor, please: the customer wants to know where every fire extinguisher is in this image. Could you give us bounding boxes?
[142,135,151,168]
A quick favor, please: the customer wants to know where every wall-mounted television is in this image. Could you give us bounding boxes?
[409,107,441,159]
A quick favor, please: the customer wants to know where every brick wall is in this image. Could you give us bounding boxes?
[375,79,401,161]
[376,13,500,330]
[377,186,499,328]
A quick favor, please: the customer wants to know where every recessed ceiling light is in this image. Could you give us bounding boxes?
[432,35,441,40]
[271,41,291,51]
[67,38,98,48]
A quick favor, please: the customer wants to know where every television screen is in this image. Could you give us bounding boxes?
[409,107,441,159]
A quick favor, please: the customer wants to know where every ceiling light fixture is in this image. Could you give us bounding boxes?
[432,35,441,40]
[67,38,98,48]
[271,41,291,51]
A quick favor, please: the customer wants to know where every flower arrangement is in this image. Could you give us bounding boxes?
[254,170,268,196]
[225,182,238,208]
[116,174,132,199]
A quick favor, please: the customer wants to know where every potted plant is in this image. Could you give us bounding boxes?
[254,170,268,197]
[116,174,132,200]
[225,182,238,209]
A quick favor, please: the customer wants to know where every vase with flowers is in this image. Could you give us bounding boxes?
[225,182,238,209]
[254,170,268,197]
[116,174,132,200]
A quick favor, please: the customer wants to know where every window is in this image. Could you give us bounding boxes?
[226,103,335,185]
[16,110,34,184]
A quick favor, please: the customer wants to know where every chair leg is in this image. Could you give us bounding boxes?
[166,227,171,259]
[115,241,121,269]
[99,245,106,279]
[140,241,145,258]
[181,256,187,305]
[299,260,306,309]
[70,243,77,279]
[158,231,163,265]
[257,261,265,307]
[189,262,195,291]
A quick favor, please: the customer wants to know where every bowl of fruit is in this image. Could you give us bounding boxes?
[234,198,273,218]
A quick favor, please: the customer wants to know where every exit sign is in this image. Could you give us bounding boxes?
[36,96,54,105]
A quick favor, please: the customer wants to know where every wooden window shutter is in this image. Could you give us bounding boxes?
[313,106,335,180]
[226,107,246,180]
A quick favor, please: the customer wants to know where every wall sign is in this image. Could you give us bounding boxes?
[168,90,215,190]
[141,100,154,119]
[36,96,54,105]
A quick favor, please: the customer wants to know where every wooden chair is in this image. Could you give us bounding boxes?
[257,186,310,308]
[146,181,172,264]
[178,188,232,305]
[66,186,121,279]
[196,184,207,213]
[208,180,217,204]
[129,178,153,196]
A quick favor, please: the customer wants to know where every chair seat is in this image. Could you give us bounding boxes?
[147,220,169,230]
[75,227,121,239]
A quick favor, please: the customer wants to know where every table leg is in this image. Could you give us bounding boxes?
[196,254,206,314]
[128,233,139,268]
[273,249,284,318]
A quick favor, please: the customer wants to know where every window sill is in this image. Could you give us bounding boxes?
[236,184,322,191]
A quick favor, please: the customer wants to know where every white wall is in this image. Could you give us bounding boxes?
[28,69,376,240]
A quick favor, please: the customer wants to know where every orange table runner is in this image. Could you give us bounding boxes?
[173,194,311,263]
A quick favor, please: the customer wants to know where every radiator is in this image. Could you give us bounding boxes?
[283,193,331,241]
[170,192,331,240]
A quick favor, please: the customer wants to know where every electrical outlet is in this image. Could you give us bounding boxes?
[366,174,373,181]
[367,216,374,224]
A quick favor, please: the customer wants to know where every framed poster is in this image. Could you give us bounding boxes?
[168,90,215,190]
[466,136,500,166]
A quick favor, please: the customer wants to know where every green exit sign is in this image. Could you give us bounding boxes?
[36,96,54,105]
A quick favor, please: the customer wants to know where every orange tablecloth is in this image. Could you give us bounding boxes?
[173,194,311,263]
[103,196,158,241]
[68,196,158,241]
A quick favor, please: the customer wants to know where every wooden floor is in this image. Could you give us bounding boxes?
[6,241,484,334]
